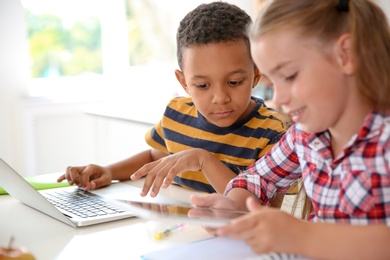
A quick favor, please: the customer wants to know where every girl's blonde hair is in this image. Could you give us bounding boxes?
[250,0,390,220]
[250,0,390,109]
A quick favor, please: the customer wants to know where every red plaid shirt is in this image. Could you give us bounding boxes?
[225,110,390,225]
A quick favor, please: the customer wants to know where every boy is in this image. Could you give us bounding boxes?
[58,2,286,195]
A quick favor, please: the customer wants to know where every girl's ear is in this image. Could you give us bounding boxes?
[253,67,261,88]
[336,33,354,75]
[175,69,190,95]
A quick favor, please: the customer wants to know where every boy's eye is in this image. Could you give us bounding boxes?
[194,79,243,89]
[228,80,243,86]
[195,83,209,89]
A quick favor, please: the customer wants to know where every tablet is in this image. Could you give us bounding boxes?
[123,201,247,227]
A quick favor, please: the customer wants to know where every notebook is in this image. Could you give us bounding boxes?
[0,159,188,228]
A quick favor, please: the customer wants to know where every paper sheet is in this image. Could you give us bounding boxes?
[141,237,308,260]
[141,237,255,260]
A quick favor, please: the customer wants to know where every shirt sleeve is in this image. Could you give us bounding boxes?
[224,124,302,205]
[145,119,169,153]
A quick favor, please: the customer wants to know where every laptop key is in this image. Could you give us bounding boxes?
[43,188,123,219]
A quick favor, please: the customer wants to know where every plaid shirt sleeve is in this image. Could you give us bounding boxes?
[224,125,302,205]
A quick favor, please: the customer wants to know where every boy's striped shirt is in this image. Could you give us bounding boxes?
[145,96,286,192]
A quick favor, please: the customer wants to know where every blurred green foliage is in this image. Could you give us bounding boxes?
[25,11,102,78]
[125,0,174,66]
[24,0,175,78]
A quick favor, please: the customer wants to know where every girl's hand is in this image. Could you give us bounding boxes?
[130,149,209,197]
[57,164,113,191]
[190,194,244,236]
[216,197,305,255]
[190,193,240,211]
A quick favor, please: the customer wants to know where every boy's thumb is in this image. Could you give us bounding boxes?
[246,196,263,212]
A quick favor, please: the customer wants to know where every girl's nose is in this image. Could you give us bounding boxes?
[272,84,290,106]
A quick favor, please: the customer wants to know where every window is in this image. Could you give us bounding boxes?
[23,0,103,78]
[21,0,256,102]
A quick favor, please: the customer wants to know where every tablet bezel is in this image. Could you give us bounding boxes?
[123,200,247,227]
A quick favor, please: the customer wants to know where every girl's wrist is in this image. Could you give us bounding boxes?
[293,220,314,257]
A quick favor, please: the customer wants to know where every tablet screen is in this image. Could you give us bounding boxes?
[124,201,247,227]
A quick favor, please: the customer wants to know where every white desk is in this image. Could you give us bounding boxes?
[0,175,212,260]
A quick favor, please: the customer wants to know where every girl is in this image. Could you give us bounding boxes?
[138,0,390,258]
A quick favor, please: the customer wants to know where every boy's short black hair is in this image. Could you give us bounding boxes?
[176,1,252,69]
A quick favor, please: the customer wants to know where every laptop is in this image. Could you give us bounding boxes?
[0,159,188,228]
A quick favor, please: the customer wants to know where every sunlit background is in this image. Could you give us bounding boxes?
[1,0,389,177]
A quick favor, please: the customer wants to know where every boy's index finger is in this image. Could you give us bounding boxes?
[57,174,65,182]
[131,163,152,180]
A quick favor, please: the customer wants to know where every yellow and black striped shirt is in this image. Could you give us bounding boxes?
[145,96,286,193]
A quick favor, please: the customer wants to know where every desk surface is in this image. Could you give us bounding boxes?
[0,175,212,260]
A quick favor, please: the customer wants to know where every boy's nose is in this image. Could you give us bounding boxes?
[212,89,231,104]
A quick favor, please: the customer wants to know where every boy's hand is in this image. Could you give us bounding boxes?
[57,164,113,191]
[130,149,208,197]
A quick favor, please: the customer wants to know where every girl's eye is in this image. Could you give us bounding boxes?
[286,73,297,81]
[228,80,243,86]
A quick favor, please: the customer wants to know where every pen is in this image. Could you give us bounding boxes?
[153,223,184,240]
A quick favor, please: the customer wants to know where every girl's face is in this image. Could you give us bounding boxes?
[251,29,352,134]
[175,40,259,127]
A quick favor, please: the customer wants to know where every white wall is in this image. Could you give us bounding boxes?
[377,0,390,18]
[0,0,29,173]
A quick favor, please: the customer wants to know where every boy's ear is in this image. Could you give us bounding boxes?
[253,67,261,88]
[336,33,354,75]
[175,69,190,94]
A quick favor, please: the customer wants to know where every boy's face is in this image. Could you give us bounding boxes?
[175,40,260,127]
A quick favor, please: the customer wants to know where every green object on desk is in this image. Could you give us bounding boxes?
[0,177,71,195]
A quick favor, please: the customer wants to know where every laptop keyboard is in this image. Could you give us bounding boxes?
[43,188,126,218]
